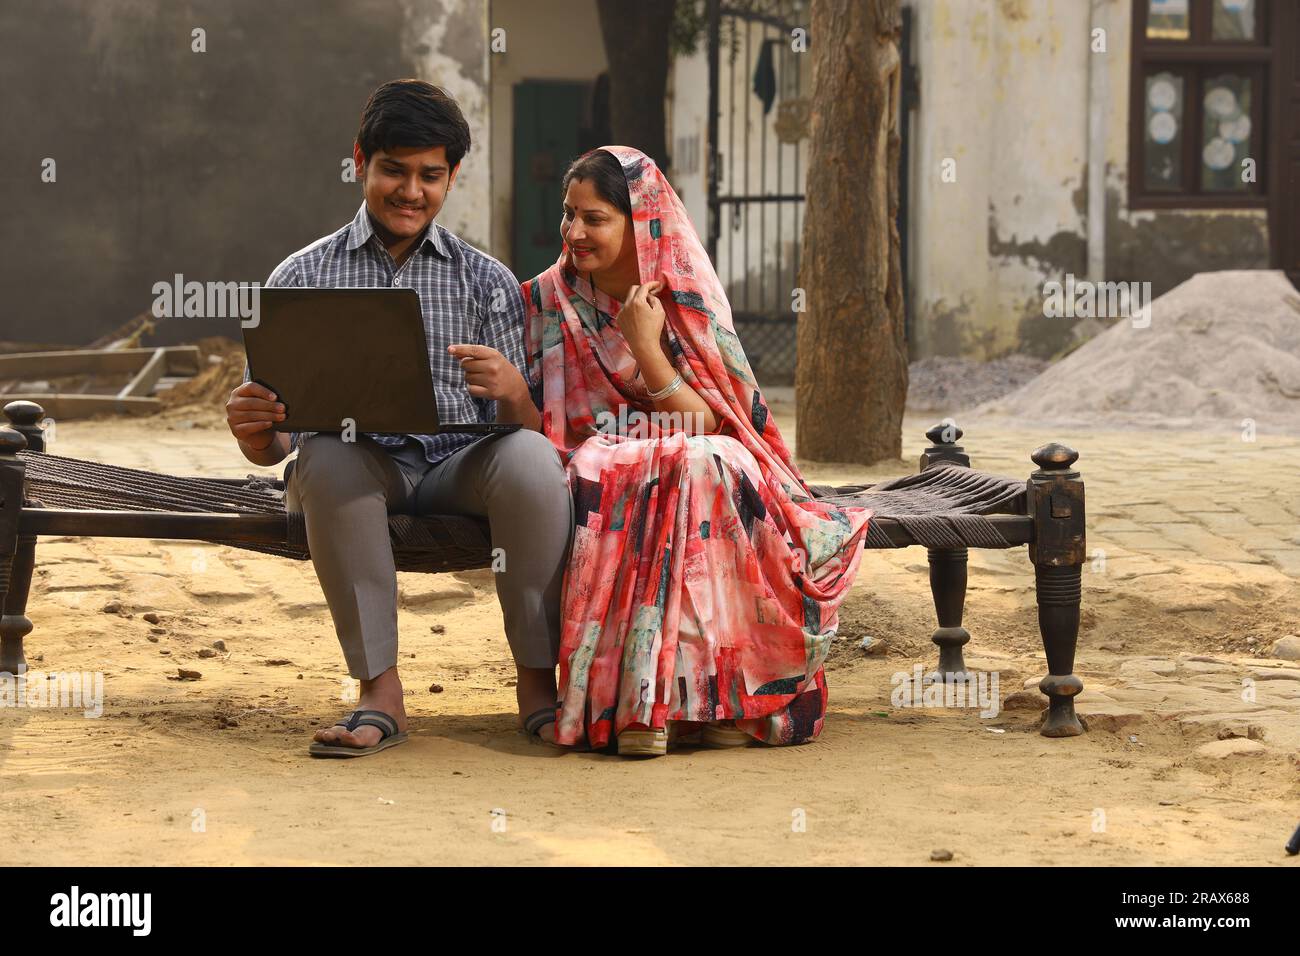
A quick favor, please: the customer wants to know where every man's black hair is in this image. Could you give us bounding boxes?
[562,149,632,217]
[357,79,471,169]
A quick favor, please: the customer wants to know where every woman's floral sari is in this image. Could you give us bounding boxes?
[523,146,871,749]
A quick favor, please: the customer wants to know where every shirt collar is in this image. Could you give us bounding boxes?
[345,202,451,260]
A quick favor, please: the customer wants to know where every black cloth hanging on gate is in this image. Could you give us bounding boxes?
[752,39,777,115]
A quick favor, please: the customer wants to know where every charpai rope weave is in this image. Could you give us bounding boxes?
[16,451,1028,565]
[812,462,1028,549]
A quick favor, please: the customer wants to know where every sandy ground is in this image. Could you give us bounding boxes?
[2,397,1299,866]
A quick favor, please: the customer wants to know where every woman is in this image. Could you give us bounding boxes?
[513,146,872,755]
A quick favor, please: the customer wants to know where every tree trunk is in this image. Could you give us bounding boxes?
[595,0,675,169]
[795,0,906,464]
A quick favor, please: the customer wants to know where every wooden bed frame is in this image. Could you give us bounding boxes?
[0,400,1088,736]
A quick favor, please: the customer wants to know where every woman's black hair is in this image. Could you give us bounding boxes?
[562,149,632,217]
[357,79,471,169]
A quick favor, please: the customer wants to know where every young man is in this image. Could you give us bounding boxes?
[225,80,572,755]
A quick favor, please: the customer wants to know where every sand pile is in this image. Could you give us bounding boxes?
[907,354,1048,414]
[975,270,1300,433]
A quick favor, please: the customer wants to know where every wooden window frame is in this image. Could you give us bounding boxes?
[1129,0,1273,209]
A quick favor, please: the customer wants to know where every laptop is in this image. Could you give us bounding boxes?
[242,287,521,436]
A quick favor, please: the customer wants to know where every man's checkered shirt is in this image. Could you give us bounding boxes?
[243,202,531,466]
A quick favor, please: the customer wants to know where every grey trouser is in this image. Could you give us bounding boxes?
[284,430,573,680]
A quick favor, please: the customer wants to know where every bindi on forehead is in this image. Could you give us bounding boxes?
[564,181,618,209]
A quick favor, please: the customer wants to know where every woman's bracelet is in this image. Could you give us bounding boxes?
[646,373,684,402]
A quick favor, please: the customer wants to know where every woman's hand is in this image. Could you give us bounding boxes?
[617,281,667,360]
[611,280,721,435]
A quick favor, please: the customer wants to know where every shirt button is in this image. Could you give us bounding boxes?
[392,277,400,287]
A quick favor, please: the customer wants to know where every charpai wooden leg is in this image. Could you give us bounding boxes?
[0,530,34,677]
[0,424,29,676]
[0,401,44,677]
[927,547,970,681]
[1036,565,1083,736]
[919,421,974,683]
[1028,442,1086,737]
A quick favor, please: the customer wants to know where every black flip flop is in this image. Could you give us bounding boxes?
[521,707,591,752]
[522,706,561,748]
[308,709,409,758]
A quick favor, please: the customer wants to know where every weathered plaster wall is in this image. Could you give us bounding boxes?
[0,0,491,346]
[912,0,1091,359]
[909,0,1271,360]
[667,43,711,235]
[401,0,492,252]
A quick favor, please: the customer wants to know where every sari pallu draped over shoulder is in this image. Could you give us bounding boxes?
[522,146,871,749]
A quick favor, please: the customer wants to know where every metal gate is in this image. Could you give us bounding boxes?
[704,0,914,379]
[705,0,810,385]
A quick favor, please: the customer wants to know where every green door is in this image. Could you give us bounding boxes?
[512,82,587,283]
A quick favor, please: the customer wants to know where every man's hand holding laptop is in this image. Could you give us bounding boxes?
[225,381,290,465]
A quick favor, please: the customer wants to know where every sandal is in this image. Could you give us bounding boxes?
[308,709,408,758]
[701,720,753,749]
[522,706,561,747]
[521,707,591,752]
[617,723,668,757]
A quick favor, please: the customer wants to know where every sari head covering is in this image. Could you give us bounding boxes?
[524,146,871,748]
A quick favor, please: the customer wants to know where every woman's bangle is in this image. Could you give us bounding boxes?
[646,373,684,402]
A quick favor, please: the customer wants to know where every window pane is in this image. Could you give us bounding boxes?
[1147,0,1190,40]
[1212,0,1257,41]
[1144,72,1184,190]
[1201,74,1253,191]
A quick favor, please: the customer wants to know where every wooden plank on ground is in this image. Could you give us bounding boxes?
[1,394,161,419]
[118,347,167,398]
[0,346,201,379]
[162,346,202,375]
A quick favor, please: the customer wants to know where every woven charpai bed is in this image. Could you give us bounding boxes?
[0,400,1088,736]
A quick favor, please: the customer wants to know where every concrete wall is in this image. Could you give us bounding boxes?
[667,46,710,234]
[0,0,491,347]
[908,0,1270,360]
